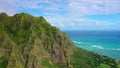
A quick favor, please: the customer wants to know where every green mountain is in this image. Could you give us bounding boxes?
[0,13,119,68]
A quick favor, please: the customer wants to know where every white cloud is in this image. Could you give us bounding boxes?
[67,0,120,15]
[0,0,120,30]
[0,0,18,16]
[70,23,75,26]
[95,22,100,27]
[59,23,64,27]
[1,0,120,15]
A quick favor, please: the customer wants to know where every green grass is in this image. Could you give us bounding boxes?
[41,60,58,68]
[71,47,119,68]
[0,57,8,68]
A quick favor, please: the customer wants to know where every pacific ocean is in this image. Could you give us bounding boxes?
[64,30,120,60]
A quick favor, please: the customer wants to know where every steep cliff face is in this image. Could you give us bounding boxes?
[0,13,119,68]
[0,13,75,68]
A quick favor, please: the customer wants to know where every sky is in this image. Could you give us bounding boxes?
[0,0,120,30]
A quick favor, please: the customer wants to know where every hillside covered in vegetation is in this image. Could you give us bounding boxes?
[0,13,119,68]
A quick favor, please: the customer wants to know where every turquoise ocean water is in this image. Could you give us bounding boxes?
[64,30,120,60]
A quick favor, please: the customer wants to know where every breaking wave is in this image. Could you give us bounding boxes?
[92,45,120,51]
[92,45,104,49]
[73,40,82,44]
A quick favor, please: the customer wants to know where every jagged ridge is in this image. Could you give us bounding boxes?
[0,13,75,68]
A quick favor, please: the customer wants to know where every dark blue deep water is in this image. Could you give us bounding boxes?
[64,30,120,60]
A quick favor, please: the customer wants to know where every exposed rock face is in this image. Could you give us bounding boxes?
[0,13,75,68]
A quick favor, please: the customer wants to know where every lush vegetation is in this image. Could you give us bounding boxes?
[0,13,119,68]
[71,48,119,68]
